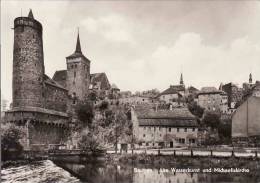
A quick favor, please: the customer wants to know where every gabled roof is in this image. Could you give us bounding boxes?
[53,70,67,82]
[139,118,198,127]
[135,107,197,127]
[160,85,185,96]
[188,86,198,92]
[136,107,195,119]
[90,73,110,90]
[198,87,223,95]
[44,74,67,91]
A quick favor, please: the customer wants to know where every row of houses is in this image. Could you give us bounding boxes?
[127,74,260,148]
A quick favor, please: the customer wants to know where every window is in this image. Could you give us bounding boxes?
[184,128,187,132]
[146,143,149,146]
[74,71,76,77]
[143,134,145,137]
[169,128,171,132]
[192,128,195,132]
[177,128,179,132]
[179,138,185,144]
[154,127,156,131]
[189,139,195,144]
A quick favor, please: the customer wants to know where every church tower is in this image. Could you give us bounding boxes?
[249,73,253,84]
[66,31,90,101]
[180,73,184,85]
[12,9,45,108]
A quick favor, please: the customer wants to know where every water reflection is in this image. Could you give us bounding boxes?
[55,161,258,183]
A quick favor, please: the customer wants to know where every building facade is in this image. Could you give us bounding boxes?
[232,96,260,147]
[197,87,228,113]
[132,107,198,148]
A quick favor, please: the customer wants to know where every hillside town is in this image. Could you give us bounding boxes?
[2,3,260,183]
[1,10,260,160]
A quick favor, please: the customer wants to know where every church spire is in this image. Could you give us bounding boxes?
[75,28,82,54]
[249,73,252,84]
[180,73,184,85]
[28,9,34,19]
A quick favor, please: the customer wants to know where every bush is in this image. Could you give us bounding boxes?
[202,111,220,129]
[1,124,24,161]
[99,101,109,111]
[78,132,101,153]
[75,100,94,127]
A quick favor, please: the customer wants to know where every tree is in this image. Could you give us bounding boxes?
[1,124,24,160]
[202,111,221,129]
[75,100,94,127]
[218,123,231,139]
[88,92,97,102]
[188,101,204,118]
[99,101,109,111]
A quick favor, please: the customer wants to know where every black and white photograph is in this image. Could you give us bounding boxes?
[1,0,260,182]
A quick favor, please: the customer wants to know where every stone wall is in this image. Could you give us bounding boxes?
[4,110,69,150]
[44,83,68,112]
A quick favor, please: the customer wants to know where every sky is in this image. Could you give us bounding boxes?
[1,0,260,105]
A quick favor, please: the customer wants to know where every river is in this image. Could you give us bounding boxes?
[1,160,259,183]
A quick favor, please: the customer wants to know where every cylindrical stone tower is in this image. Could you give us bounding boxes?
[12,10,45,108]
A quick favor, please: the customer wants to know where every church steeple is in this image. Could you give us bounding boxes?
[180,73,184,85]
[249,73,252,84]
[75,29,82,54]
[28,9,34,19]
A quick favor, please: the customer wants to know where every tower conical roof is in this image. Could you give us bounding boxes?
[75,32,82,54]
[28,9,34,19]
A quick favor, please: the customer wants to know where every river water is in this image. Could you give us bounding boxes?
[1,160,259,183]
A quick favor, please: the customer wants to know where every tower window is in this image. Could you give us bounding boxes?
[74,71,76,77]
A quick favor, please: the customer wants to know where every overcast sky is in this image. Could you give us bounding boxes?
[1,0,260,104]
